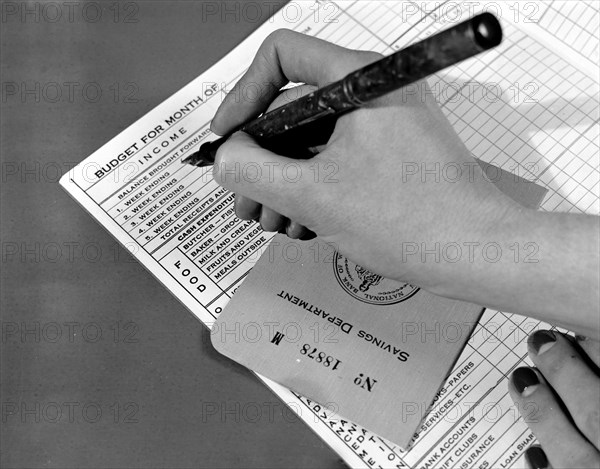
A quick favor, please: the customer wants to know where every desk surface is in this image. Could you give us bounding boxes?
[0,2,343,467]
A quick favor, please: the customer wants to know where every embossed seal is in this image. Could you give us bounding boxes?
[333,252,419,305]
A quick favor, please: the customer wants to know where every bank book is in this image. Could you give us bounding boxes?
[60,1,599,468]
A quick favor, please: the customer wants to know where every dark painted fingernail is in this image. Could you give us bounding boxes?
[529,330,556,355]
[525,445,548,469]
[512,367,539,395]
[575,334,587,342]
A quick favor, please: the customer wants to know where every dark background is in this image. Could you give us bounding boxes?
[0,1,344,467]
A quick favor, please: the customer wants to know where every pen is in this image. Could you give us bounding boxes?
[182,12,502,168]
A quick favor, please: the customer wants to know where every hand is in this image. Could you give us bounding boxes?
[217,82,323,240]
[509,330,600,469]
[211,29,523,289]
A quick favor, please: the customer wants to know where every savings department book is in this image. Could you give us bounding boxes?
[60,1,599,468]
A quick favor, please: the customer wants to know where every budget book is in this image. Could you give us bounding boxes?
[61,1,599,468]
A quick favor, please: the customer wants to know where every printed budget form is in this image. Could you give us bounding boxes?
[61,1,599,468]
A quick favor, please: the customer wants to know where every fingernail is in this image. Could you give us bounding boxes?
[512,367,539,396]
[575,334,587,342]
[529,330,556,355]
[525,445,549,469]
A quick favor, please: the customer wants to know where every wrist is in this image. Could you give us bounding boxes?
[411,196,537,301]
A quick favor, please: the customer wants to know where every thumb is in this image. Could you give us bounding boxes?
[212,131,317,222]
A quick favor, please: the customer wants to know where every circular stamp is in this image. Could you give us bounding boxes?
[333,252,419,305]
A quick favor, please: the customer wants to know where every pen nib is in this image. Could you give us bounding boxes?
[181,138,225,167]
[182,149,211,167]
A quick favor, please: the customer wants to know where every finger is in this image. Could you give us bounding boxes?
[524,445,552,469]
[509,367,600,469]
[286,220,308,240]
[234,194,262,221]
[213,131,318,225]
[528,330,600,446]
[211,29,382,135]
[576,335,600,369]
[232,84,319,229]
[258,205,287,233]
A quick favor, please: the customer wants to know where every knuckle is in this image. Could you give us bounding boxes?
[261,29,294,59]
[265,28,293,45]
[253,29,295,83]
